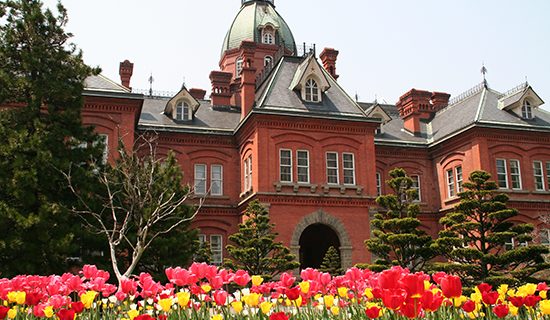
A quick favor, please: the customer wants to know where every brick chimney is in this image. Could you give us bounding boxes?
[189,88,206,100]
[320,48,339,80]
[209,71,233,106]
[396,89,450,135]
[239,41,257,119]
[119,60,134,89]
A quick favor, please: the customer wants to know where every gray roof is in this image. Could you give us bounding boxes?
[257,56,369,119]
[138,97,241,134]
[84,75,130,93]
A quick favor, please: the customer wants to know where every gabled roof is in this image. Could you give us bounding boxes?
[256,56,369,119]
[164,86,201,115]
[497,84,544,110]
[288,54,330,92]
[84,74,130,93]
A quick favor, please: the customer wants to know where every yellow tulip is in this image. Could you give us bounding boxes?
[242,293,261,307]
[509,303,519,316]
[158,298,173,312]
[7,308,17,319]
[260,301,272,314]
[540,300,550,315]
[176,292,190,308]
[541,290,548,299]
[299,281,310,294]
[231,301,243,314]
[7,292,25,305]
[201,284,212,293]
[364,288,374,299]
[323,295,334,308]
[127,309,139,320]
[252,275,264,286]
[517,283,537,297]
[81,291,98,309]
[44,306,54,318]
[337,287,348,298]
[330,306,340,315]
[453,295,467,307]
[211,315,223,320]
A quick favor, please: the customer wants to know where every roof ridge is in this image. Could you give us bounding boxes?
[447,82,485,106]
[497,81,528,99]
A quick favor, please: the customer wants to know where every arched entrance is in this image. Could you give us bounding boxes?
[299,223,340,269]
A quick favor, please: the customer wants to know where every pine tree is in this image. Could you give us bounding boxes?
[224,200,299,279]
[0,0,101,276]
[433,170,549,286]
[193,239,212,264]
[319,246,342,275]
[364,168,435,272]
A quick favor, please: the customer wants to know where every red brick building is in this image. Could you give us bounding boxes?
[79,0,550,269]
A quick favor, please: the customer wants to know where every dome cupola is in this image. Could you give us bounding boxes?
[221,0,296,57]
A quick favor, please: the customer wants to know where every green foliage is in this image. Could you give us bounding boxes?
[364,168,435,272]
[432,170,549,286]
[193,239,212,265]
[0,0,100,276]
[224,200,299,279]
[319,246,342,275]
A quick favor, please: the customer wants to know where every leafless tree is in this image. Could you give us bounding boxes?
[63,134,202,284]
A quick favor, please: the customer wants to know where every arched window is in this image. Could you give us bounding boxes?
[264,56,273,67]
[305,78,319,102]
[176,101,189,120]
[236,57,243,77]
[522,100,533,119]
[262,27,275,45]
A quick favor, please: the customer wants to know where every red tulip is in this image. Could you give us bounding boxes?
[524,295,541,307]
[400,273,425,298]
[286,286,301,300]
[400,299,421,318]
[0,306,9,320]
[440,275,462,298]
[232,270,251,287]
[477,283,492,293]
[70,301,84,313]
[381,289,406,310]
[421,290,443,312]
[508,296,524,308]
[57,309,76,320]
[493,304,509,318]
[213,290,228,306]
[462,300,476,313]
[378,267,403,290]
[482,291,499,305]
[135,315,156,320]
[537,282,549,291]
[365,305,382,319]
[280,272,296,288]
[270,312,289,320]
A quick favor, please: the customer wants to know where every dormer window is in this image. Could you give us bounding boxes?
[522,100,533,119]
[176,101,189,120]
[305,78,320,102]
[262,26,275,45]
[264,56,273,67]
[236,57,243,77]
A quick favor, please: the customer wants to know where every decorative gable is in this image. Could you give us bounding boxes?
[164,86,201,121]
[289,54,331,102]
[366,104,392,123]
[498,84,544,119]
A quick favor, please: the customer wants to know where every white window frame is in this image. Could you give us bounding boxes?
[540,228,550,246]
[244,156,252,192]
[505,237,528,251]
[262,29,274,45]
[534,161,545,191]
[176,101,189,121]
[296,150,310,184]
[522,100,533,119]
[326,152,339,185]
[236,57,243,77]
[194,164,207,195]
[198,234,207,247]
[210,235,223,266]
[264,56,273,67]
[376,172,382,197]
[92,134,109,164]
[279,149,292,182]
[446,168,455,198]
[455,166,463,193]
[210,165,223,196]
[546,162,550,191]
[509,159,522,190]
[305,78,320,102]
[342,153,356,185]
[496,159,509,189]
[411,175,421,202]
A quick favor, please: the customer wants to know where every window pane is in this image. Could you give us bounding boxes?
[376,172,382,196]
[194,164,206,194]
[343,153,355,185]
[411,175,420,201]
[534,161,545,191]
[211,165,223,196]
[509,160,522,190]
[210,235,223,266]
[297,151,309,183]
[546,162,550,191]
[455,166,463,193]
[447,169,455,198]
[326,152,338,184]
[541,229,550,246]
[280,150,292,182]
[496,159,508,189]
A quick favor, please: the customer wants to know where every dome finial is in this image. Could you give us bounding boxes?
[242,0,274,6]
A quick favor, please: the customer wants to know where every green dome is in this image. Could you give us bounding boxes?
[221,1,296,57]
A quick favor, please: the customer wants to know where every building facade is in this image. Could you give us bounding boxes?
[79,0,550,270]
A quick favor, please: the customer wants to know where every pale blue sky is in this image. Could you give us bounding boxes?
[43,0,550,106]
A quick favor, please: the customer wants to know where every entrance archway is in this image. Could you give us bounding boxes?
[299,223,340,269]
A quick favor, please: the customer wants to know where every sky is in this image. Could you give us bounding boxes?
[41,0,550,107]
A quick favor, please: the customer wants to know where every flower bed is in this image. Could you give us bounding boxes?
[0,263,549,319]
